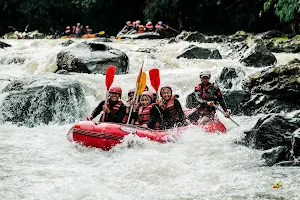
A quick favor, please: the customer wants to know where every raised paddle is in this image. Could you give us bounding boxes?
[149,68,160,99]
[101,66,116,122]
[127,71,147,124]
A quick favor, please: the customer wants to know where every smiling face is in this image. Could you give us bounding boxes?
[128,92,134,101]
[161,88,172,101]
[141,95,150,107]
[200,76,210,85]
[109,92,120,101]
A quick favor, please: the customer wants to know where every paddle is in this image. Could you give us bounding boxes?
[213,105,240,127]
[162,24,180,33]
[99,31,105,35]
[149,68,160,99]
[127,70,147,124]
[101,66,116,122]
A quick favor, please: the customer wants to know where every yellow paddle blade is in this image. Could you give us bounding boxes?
[99,31,105,35]
[61,36,67,39]
[137,72,147,95]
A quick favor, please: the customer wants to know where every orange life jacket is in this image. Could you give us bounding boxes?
[137,25,145,34]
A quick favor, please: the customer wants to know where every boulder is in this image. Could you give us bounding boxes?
[0,75,86,127]
[262,146,290,166]
[218,66,245,89]
[181,31,206,42]
[243,114,300,150]
[258,30,283,40]
[177,45,222,59]
[0,41,11,48]
[223,90,251,115]
[239,37,277,67]
[56,42,129,74]
[265,37,300,53]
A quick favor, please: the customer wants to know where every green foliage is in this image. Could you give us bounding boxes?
[272,35,289,45]
[264,0,300,22]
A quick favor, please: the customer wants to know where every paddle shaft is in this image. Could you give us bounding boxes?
[162,24,179,33]
[214,105,240,127]
[101,90,109,122]
[126,88,138,124]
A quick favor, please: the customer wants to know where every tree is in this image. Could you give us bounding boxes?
[264,0,300,22]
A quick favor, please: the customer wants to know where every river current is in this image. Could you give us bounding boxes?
[0,39,299,200]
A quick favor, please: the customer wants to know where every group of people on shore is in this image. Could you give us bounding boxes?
[87,70,230,130]
[119,20,169,36]
[63,23,93,38]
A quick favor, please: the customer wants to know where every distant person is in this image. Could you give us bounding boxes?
[64,26,72,36]
[135,20,145,34]
[145,21,154,32]
[121,21,133,34]
[75,23,82,38]
[86,25,92,34]
[155,21,168,37]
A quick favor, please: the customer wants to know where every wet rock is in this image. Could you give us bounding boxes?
[258,30,282,40]
[56,69,69,75]
[56,42,129,74]
[265,37,300,53]
[227,31,252,43]
[181,31,206,42]
[239,37,277,67]
[136,48,157,53]
[262,146,290,166]
[0,75,86,127]
[291,128,300,158]
[243,114,300,150]
[60,39,74,47]
[175,31,189,40]
[205,35,225,43]
[0,41,11,48]
[243,60,300,100]
[223,90,251,115]
[218,66,245,89]
[241,94,300,115]
[177,45,222,59]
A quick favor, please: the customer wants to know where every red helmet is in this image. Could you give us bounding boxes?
[160,84,172,96]
[133,21,137,25]
[109,86,122,96]
[136,20,141,25]
[146,21,152,26]
[86,25,89,29]
[128,88,135,95]
[141,91,154,103]
[72,26,76,29]
[66,26,70,30]
[126,21,131,25]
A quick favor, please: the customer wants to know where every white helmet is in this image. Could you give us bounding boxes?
[199,70,211,78]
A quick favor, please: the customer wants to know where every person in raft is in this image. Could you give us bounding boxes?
[122,88,139,124]
[87,86,126,123]
[135,91,162,129]
[157,85,187,129]
[186,70,230,124]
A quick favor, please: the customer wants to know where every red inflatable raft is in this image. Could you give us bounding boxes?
[67,109,227,150]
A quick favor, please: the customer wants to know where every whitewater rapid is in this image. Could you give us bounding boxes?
[0,39,299,200]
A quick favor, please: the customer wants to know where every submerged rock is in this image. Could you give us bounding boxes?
[0,41,11,48]
[0,75,86,127]
[56,42,129,74]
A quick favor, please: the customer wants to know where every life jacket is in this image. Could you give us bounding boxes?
[104,100,123,122]
[65,29,71,36]
[137,103,160,129]
[194,83,218,114]
[86,28,93,34]
[194,83,218,101]
[145,25,154,32]
[75,27,81,35]
[158,95,179,121]
[137,25,145,34]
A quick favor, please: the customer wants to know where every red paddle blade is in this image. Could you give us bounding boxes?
[149,68,160,92]
[105,66,116,90]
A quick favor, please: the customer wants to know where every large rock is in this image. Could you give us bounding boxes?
[180,31,206,42]
[0,41,11,48]
[223,90,251,115]
[239,37,277,67]
[257,30,283,40]
[218,66,245,89]
[0,75,86,127]
[227,31,252,43]
[56,42,129,74]
[177,45,222,59]
[243,114,300,150]
[265,37,300,53]
[262,146,290,166]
